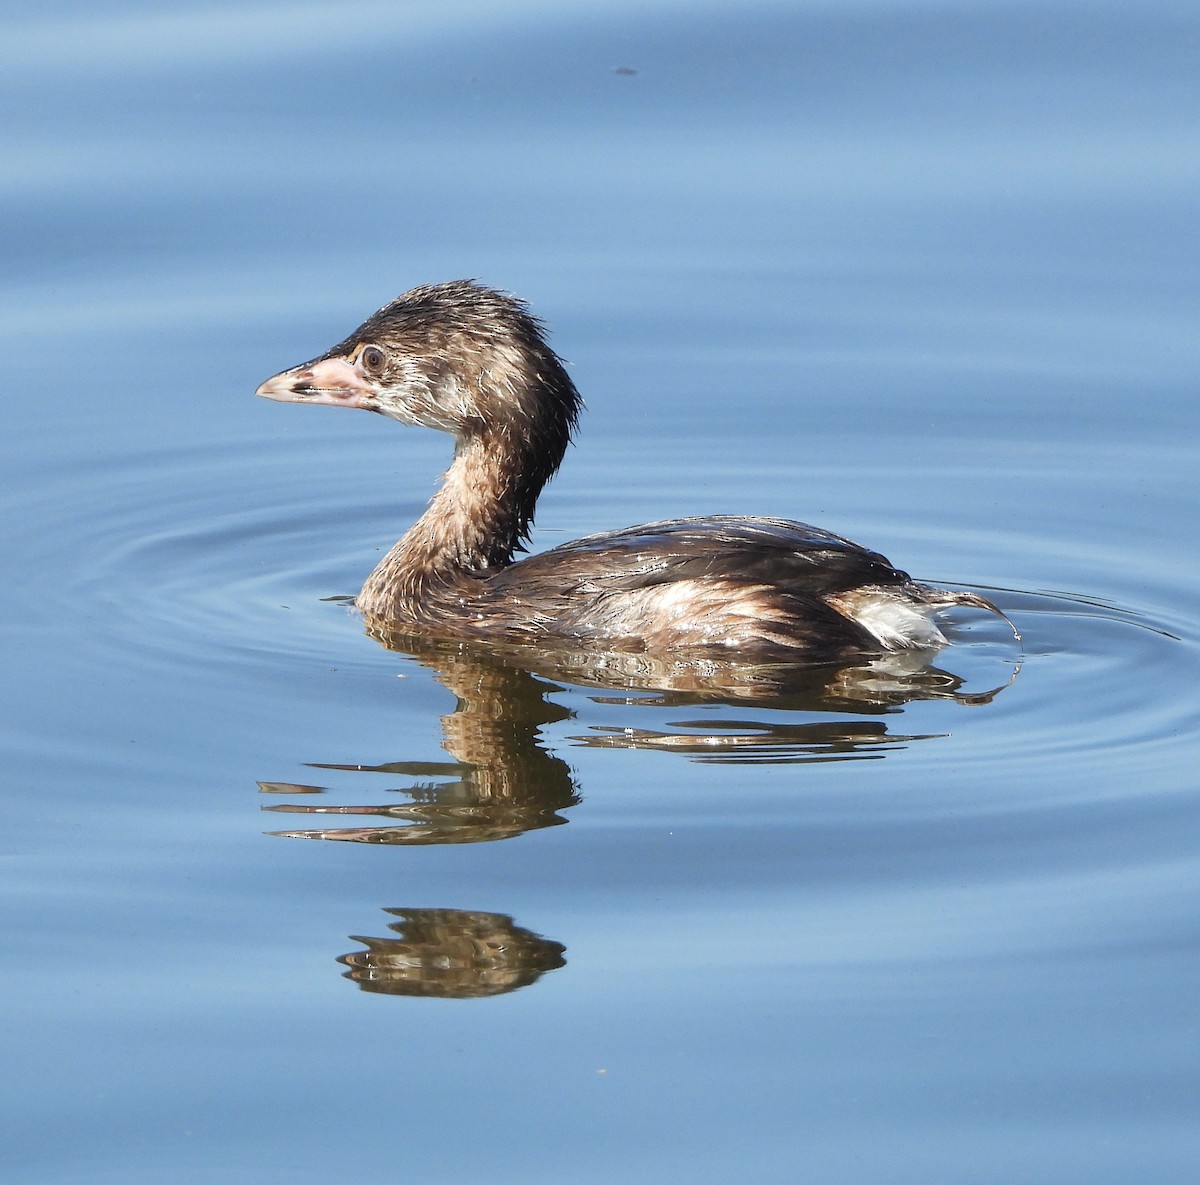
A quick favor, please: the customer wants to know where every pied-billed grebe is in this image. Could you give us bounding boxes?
[256,280,1009,659]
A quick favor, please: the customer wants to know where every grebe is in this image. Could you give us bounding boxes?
[256,280,1008,660]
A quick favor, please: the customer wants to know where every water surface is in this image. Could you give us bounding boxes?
[2,2,1199,1182]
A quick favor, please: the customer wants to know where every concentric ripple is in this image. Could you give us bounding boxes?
[21,434,1200,783]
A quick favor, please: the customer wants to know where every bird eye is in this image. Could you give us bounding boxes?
[359,345,386,374]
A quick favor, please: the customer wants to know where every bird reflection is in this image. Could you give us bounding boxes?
[260,627,1017,844]
[262,637,580,844]
[338,908,566,998]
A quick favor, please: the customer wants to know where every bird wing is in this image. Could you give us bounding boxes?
[491,516,907,597]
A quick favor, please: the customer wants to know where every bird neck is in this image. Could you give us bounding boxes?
[419,431,541,570]
[357,428,548,618]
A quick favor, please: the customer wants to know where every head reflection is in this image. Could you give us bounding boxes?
[339,908,566,998]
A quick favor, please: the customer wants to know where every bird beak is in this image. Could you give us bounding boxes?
[255,355,376,410]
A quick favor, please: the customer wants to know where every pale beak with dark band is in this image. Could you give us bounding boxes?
[255,355,376,410]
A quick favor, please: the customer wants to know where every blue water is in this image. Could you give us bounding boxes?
[3,2,1199,1181]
